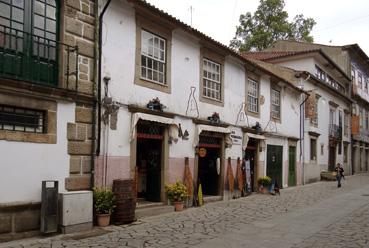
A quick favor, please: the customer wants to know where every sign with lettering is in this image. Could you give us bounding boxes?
[230,128,242,145]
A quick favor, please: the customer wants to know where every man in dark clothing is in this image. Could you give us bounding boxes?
[335,163,344,188]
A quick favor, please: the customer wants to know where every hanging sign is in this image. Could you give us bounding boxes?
[198,148,207,157]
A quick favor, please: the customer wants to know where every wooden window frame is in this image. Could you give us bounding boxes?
[246,72,260,118]
[270,85,281,122]
[199,48,224,106]
[134,14,172,94]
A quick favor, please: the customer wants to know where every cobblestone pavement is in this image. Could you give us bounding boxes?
[2,174,369,248]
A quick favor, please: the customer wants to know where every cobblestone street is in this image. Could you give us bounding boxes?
[2,174,369,248]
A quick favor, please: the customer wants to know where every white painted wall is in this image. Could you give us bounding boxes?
[0,102,75,204]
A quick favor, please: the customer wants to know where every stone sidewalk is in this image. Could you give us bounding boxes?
[1,174,369,248]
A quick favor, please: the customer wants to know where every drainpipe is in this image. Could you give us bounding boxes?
[96,0,112,156]
[296,72,311,185]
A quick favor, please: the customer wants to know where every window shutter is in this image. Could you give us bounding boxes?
[305,92,316,119]
[351,115,360,135]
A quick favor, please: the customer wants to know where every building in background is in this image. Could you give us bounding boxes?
[244,44,352,183]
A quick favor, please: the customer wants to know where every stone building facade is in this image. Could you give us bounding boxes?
[0,0,96,241]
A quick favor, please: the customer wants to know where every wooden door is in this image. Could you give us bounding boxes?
[267,145,283,187]
[328,145,336,171]
[288,146,296,187]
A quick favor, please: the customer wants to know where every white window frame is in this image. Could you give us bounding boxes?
[247,79,259,113]
[271,88,281,119]
[202,58,221,101]
[140,30,166,85]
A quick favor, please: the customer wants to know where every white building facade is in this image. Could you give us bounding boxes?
[96,0,305,205]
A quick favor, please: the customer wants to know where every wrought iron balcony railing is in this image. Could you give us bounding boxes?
[329,124,342,140]
[0,24,79,90]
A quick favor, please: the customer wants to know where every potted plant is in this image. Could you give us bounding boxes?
[165,181,188,211]
[93,187,116,227]
[257,176,272,194]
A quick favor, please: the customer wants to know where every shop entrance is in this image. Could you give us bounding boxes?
[328,144,336,171]
[244,138,257,192]
[136,122,163,202]
[198,135,222,196]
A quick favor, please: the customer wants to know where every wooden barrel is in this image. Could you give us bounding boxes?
[112,179,136,224]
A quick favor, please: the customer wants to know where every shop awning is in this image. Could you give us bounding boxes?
[130,113,178,141]
[194,124,232,147]
[242,132,266,150]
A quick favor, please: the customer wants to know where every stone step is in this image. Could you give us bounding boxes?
[135,204,174,219]
[203,195,223,204]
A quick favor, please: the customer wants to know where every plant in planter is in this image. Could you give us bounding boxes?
[165,181,188,211]
[93,187,116,227]
[257,176,272,193]
[146,97,166,111]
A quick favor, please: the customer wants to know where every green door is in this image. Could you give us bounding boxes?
[267,145,283,187]
[288,146,296,187]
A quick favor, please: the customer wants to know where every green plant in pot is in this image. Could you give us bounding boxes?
[93,187,116,227]
[257,176,272,193]
[165,181,188,211]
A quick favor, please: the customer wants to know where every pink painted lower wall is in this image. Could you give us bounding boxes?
[167,157,195,184]
[94,156,131,188]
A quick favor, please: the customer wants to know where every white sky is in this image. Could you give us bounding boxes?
[145,0,369,54]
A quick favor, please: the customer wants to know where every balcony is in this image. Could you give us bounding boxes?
[329,124,342,141]
[0,25,79,91]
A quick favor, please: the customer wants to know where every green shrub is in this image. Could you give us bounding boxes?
[257,176,272,186]
[93,187,116,214]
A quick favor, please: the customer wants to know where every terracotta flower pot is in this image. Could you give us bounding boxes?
[96,213,111,227]
[173,201,184,211]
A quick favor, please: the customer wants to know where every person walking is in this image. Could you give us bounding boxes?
[335,163,344,188]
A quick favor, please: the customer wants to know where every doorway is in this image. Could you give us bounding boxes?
[328,144,336,171]
[244,138,257,192]
[267,145,283,187]
[136,123,163,202]
[288,146,296,187]
[198,135,222,196]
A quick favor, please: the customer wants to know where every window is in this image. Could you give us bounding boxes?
[329,108,336,125]
[359,108,363,129]
[365,77,368,92]
[358,73,363,89]
[140,30,166,85]
[315,66,326,81]
[351,67,356,83]
[311,95,319,126]
[0,0,59,85]
[271,88,281,119]
[366,110,369,131]
[344,113,349,136]
[0,105,46,133]
[247,78,259,113]
[310,138,317,161]
[202,58,221,101]
[343,144,348,163]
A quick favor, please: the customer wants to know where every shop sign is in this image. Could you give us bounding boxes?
[230,129,242,145]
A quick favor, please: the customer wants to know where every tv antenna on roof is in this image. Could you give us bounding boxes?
[189,6,194,27]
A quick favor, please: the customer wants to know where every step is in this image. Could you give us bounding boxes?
[135,204,174,219]
[203,195,223,204]
[321,171,337,181]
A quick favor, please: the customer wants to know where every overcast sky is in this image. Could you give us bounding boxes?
[146,0,369,54]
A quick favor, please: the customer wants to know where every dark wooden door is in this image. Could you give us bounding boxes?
[328,145,336,171]
[267,145,283,187]
[288,146,296,187]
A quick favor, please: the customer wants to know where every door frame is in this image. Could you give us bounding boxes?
[194,132,225,197]
[130,121,169,203]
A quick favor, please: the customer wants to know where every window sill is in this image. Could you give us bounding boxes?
[0,130,56,144]
[199,95,224,107]
[135,77,171,94]
[246,110,260,118]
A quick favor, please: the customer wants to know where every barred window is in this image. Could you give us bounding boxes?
[271,88,281,119]
[247,79,259,113]
[140,30,166,84]
[202,58,221,101]
[0,105,46,133]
